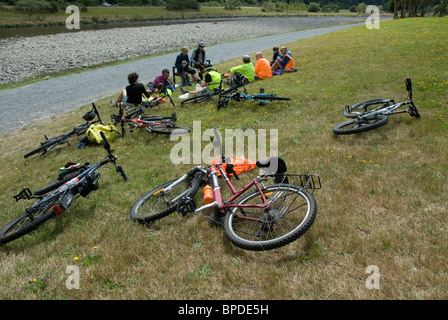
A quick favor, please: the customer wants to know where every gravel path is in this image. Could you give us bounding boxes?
[0,17,366,133]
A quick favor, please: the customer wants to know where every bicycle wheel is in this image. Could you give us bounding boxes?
[130,176,201,223]
[253,94,291,101]
[223,184,317,251]
[146,123,190,135]
[33,168,87,196]
[344,99,391,118]
[0,197,60,245]
[333,115,389,135]
[24,142,51,158]
[181,93,213,105]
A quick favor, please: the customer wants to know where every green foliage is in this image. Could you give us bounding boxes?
[308,2,320,12]
[224,0,241,10]
[322,2,340,12]
[166,0,200,10]
[14,0,58,12]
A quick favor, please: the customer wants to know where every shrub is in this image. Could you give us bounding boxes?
[166,0,200,10]
[14,0,58,13]
[224,0,241,10]
[308,2,320,12]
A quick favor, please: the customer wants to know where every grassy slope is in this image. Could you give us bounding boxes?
[0,17,447,300]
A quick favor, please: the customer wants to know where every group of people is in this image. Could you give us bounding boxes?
[110,42,295,108]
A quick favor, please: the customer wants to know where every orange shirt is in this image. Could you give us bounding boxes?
[254,58,272,79]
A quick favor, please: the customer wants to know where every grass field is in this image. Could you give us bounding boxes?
[0,17,447,300]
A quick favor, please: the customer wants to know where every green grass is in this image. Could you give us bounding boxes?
[0,17,447,300]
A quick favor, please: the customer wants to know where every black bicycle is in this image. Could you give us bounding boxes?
[180,73,248,105]
[0,132,127,245]
[333,78,421,135]
[24,103,103,158]
[217,89,290,110]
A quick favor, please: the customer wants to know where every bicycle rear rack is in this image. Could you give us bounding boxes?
[262,174,322,194]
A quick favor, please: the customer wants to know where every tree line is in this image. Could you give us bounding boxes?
[1,0,446,17]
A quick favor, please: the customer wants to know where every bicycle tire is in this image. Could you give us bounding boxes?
[33,168,87,196]
[24,136,66,158]
[181,93,213,105]
[343,99,391,118]
[223,184,317,251]
[333,115,389,135]
[252,94,291,101]
[130,176,201,223]
[146,124,190,135]
[0,198,59,245]
[24,143,51,158]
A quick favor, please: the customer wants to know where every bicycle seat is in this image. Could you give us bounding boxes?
[256,157,287,174]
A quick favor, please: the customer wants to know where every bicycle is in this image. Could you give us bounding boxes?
[333,78,421,135]
[111,102,190,137]
[24,103,103,158]
[217,89,290,110]
[129,128,321,251]
[0,132,127,245]
[180,73,247,105]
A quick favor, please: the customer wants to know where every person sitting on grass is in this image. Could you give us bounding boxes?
[146,68,175,94]
[229,55,255,83]
[179,67,222,96]
[270,46,280,66]
[110,72,151,108]
[271,46,295,72]
[254,52,272,80]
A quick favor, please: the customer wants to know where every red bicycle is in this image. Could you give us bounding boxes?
[111,101,190,137]
[130,128,321,251]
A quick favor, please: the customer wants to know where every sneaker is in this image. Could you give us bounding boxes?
[110,99,117,108]
[60,162,80,173]
[208,211,224,227]
[180,87,189,94]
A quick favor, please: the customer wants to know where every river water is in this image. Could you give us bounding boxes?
[0,16,364,39]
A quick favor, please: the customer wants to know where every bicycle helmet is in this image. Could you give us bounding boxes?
[231,72,247,86]
[198,41,205,47]
[83,109,96,121]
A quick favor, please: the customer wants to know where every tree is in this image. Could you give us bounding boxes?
[440,0,448,16]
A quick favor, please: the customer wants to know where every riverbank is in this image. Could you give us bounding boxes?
[0,6,363,29]
[0,16,366,85]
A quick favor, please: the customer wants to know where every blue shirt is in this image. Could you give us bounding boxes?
[175,53,190,73]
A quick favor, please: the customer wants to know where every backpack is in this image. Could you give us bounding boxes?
[86,123,121,144]
[210,156,256,177]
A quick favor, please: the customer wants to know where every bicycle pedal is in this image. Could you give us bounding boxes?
[13,188,33,201]
[177,197,197,216]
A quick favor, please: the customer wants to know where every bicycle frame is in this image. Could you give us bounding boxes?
[17,132,126,215]
[358,99,415,120]
[200,164,270,213]
[24,103,103,158]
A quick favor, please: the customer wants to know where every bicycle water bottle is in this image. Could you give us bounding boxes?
[203,185,213,204]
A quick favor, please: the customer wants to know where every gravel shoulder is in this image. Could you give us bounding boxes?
[0,16,367,133]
